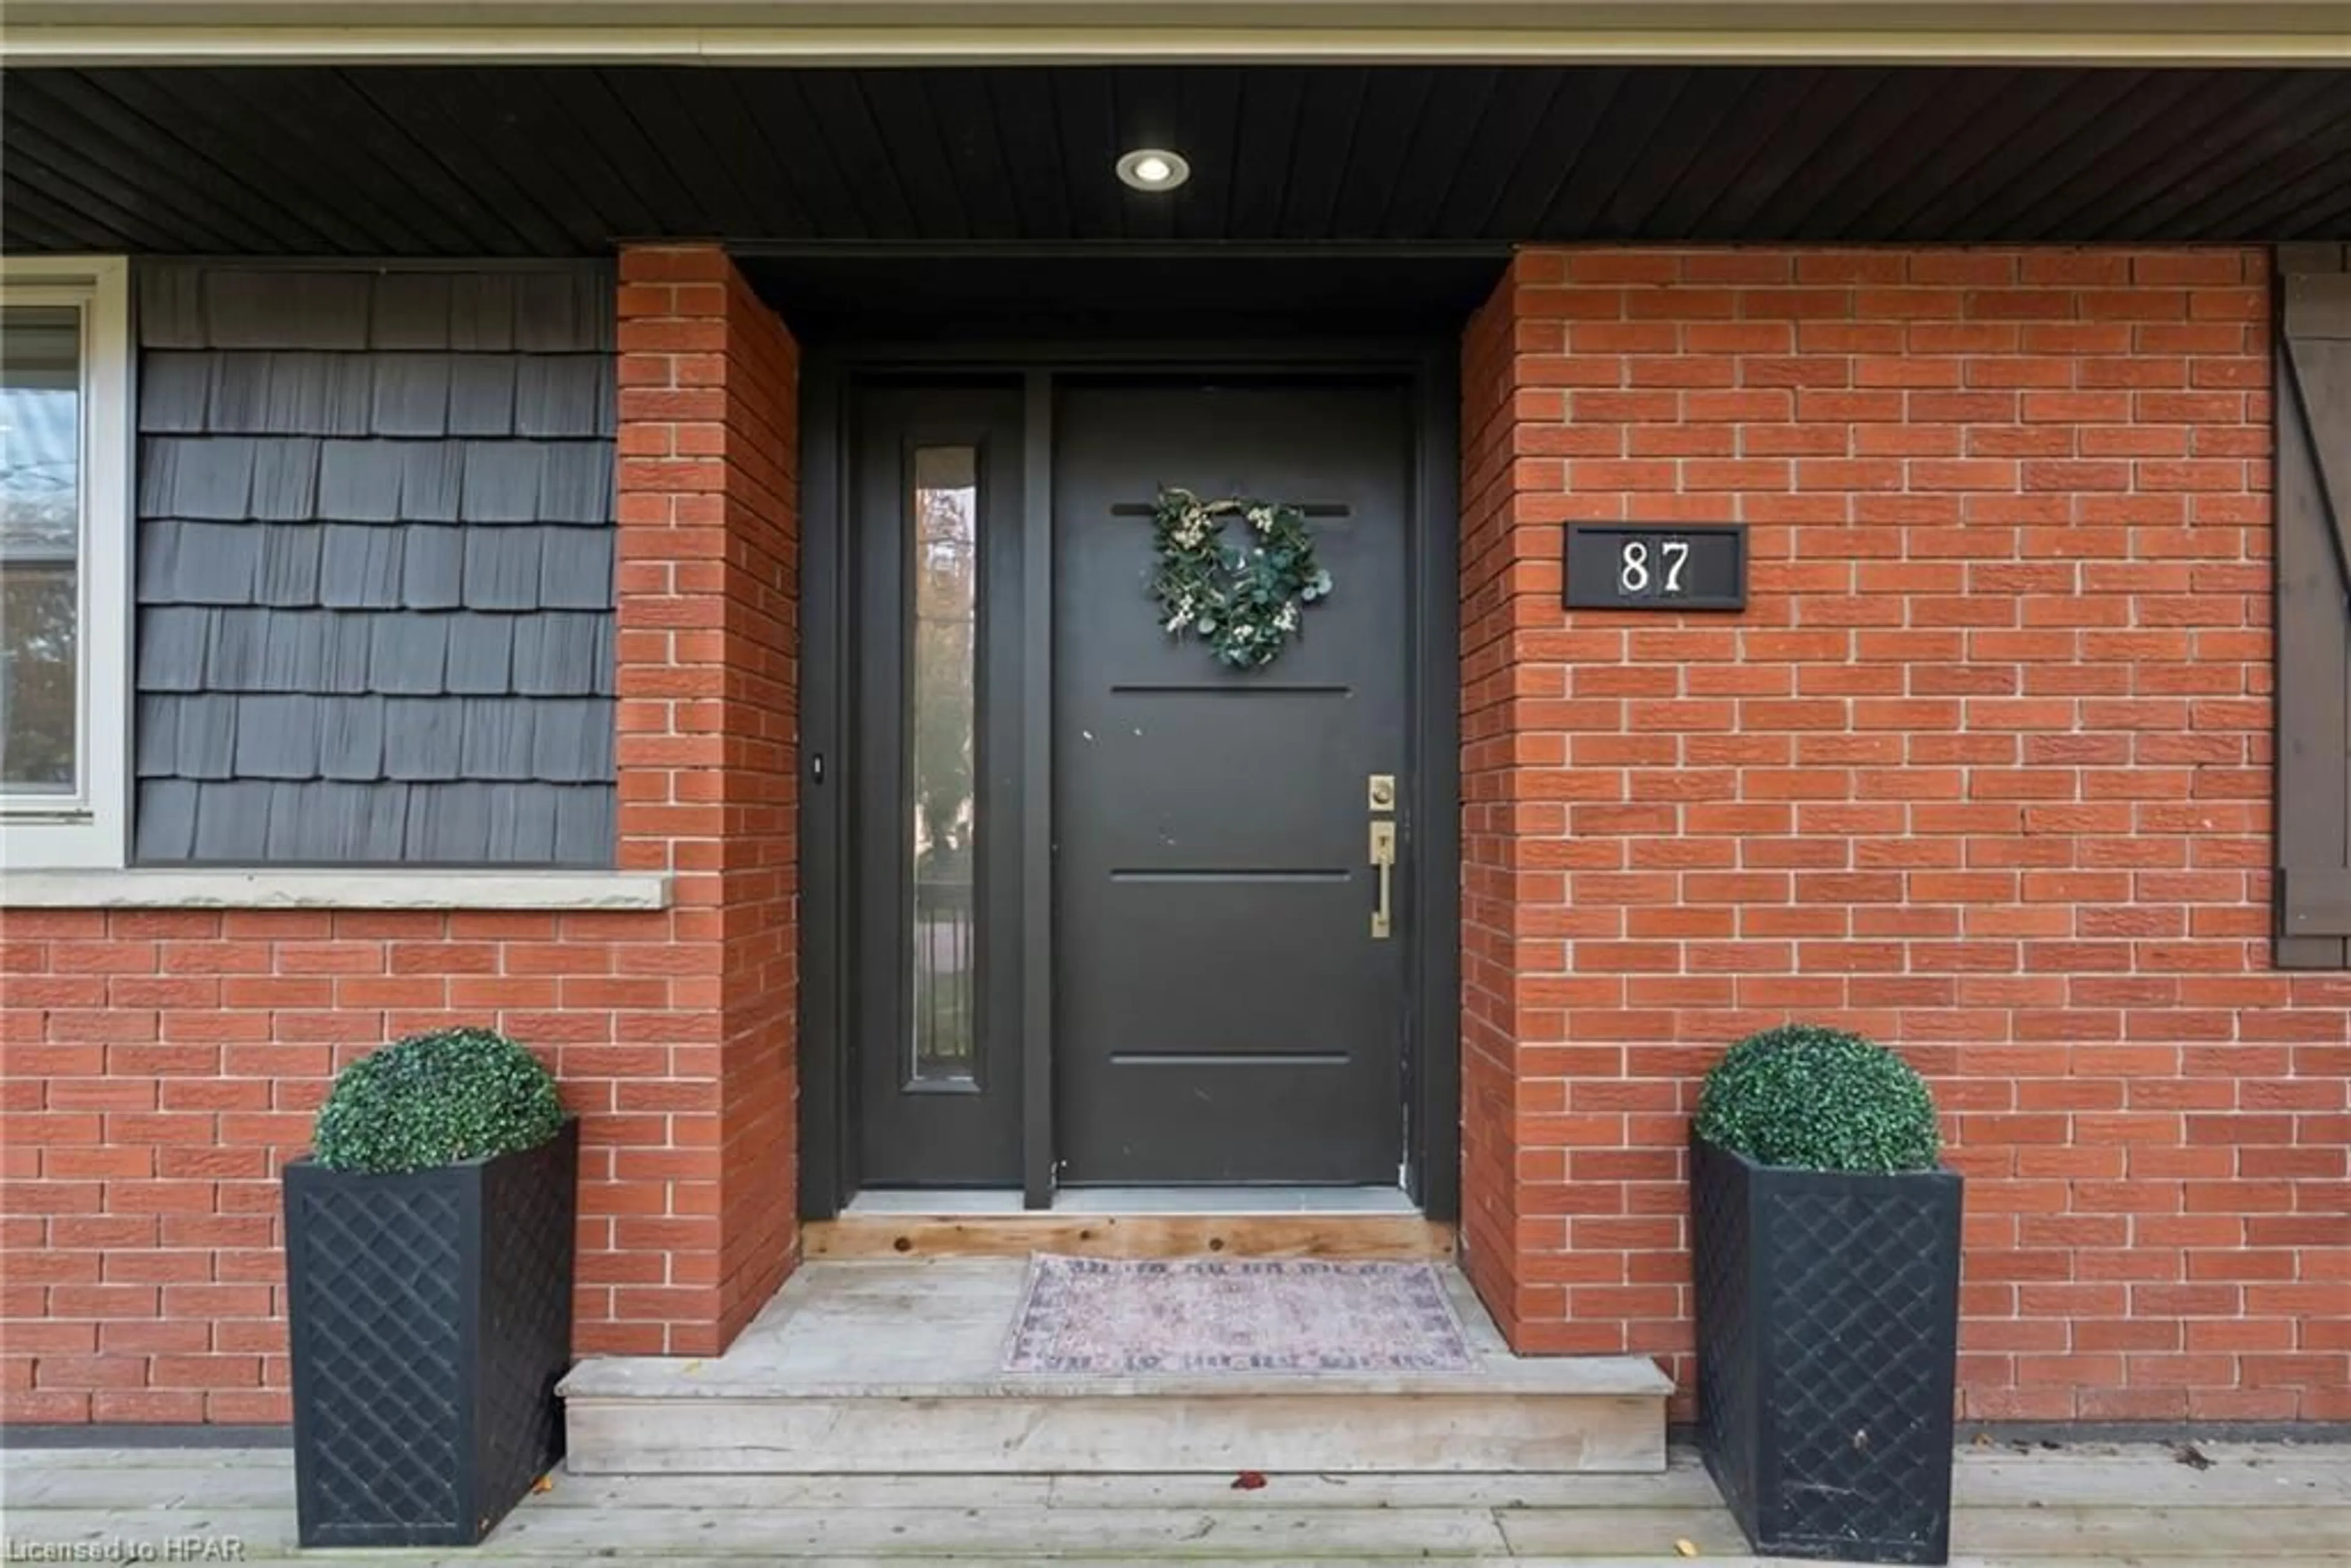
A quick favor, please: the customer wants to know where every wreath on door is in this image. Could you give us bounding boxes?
[1147,486,1333,670]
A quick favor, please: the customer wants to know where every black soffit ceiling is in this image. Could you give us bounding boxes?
[3,64,2349,257]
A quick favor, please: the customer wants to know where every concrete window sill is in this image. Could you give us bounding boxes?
[0,869,672,910]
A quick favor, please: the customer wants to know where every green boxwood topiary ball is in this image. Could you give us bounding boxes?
[1696,1022,1941,1174]
[312,1026,564,1174]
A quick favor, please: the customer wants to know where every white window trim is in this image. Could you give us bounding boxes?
[0,255,131,872]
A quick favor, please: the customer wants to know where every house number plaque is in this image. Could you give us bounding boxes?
[1563,523,1747,611]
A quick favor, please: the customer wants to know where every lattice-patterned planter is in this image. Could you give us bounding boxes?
[1691,1133,1963,1566]
[283,1119,579,1548]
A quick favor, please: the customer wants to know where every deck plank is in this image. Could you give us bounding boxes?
[484,1502,1516,1555]
[0,1509,299,1553]
[0,1445,291,1469]
[1047,1469,1730,1510]
[1953,1505,2351,1556]
[804,1213,1456,1261]
[1952,1456,2351,1507]
[1501,1499,2351,1558]
[0,1442,2343,1564]
[1,1463,299,1507]
[539,1473,1058,1509]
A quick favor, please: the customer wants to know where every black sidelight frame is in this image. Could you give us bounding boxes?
[796,334,1461,1220]
[847,389,1030,1184]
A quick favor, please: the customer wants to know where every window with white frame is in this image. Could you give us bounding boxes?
[0,259,130,869]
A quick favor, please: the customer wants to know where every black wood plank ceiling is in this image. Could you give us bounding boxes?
[3,64,2348,255]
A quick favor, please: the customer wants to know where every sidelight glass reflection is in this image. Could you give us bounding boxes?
[909,447,979,1084]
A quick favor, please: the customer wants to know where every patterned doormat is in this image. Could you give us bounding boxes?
[1002,1255,1477,1374]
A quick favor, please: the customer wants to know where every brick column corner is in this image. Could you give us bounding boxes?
[615,246,803,1354]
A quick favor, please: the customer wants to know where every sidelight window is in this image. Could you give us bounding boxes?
[909,446,980,1082]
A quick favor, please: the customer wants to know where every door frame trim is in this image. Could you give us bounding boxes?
[797,334,1461,1223]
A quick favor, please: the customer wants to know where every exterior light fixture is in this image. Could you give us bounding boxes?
[1116,148,1191,192]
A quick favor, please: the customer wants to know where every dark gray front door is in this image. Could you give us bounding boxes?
[1053,380,1412,1185]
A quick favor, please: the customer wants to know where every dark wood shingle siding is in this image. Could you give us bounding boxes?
[2275,245,2351,967]
[129,262,618,867]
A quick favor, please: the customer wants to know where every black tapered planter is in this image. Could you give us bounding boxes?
[284,1117,579,1548]
[1691,1132,1963,1566]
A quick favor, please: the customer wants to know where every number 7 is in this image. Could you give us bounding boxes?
[1661,539,1690,594]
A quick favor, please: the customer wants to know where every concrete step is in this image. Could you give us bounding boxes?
[560,1259,1671,1476]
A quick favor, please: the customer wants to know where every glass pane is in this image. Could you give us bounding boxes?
[909,446,978,1085]
[0,305,82,793]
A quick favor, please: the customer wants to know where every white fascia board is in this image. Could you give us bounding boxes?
[4,5,2350,66]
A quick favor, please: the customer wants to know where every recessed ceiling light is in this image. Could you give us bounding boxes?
[1116,148,1191,192]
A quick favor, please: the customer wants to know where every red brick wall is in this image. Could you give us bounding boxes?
[0,247,801,1422]
[1460,246,2350,1422]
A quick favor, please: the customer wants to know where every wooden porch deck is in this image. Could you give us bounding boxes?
[1,1439,2344,1565]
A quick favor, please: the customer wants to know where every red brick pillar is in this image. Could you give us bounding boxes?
[613,247,801,1354]
[1458,258,1542,1348]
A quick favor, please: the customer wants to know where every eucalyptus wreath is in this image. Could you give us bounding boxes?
[1147,487,1333,670]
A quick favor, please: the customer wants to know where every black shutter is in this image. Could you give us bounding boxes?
[2276,244,2351,967]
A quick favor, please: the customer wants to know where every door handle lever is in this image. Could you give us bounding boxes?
[1368,820,1397,939]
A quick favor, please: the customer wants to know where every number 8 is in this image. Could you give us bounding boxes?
[1619,541,1651,594]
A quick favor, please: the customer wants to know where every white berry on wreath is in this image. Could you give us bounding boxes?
[1146,487,1330,670]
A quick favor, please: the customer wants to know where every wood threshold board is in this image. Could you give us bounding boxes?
[803,1212,1455,1260]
